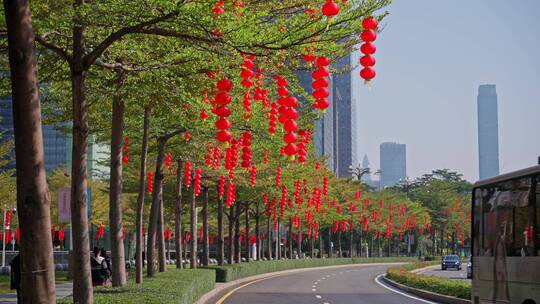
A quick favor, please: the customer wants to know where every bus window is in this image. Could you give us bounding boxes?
[482,187,496,256]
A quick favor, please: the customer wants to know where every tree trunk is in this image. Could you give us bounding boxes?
[297,228,301,259]
[157,198,166,272]
[318,229,323,258]
[190,191,198,268]
[288,218,293,259]
[338,231,342,257]
[202,187,209,266]
[255,204,260,260]
[135,107,151,283]
[174,161,183,269]
[3,1,56,301]
[244,202,250,261]
[266,217,272,260]
[70,3,93,299]
[328,229,332,257]
[146,136,166,277]
[217,186,224,266]
[109,89,127,286]
[227,206,234,264]
[234,203,241,263]
[349,228,354,258]
[275,217,280,259]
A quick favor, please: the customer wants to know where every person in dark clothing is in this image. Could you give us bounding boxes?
[10,253,22,303]
[91,247,110,286]
[100,248,112,281]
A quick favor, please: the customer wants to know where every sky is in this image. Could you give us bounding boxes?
[351,0,540,182]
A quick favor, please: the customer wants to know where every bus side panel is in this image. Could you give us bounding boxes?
[473,256,540,304]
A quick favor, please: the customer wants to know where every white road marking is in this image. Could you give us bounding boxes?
[374,274,439,304]
[316,295,322,299]
[312,285,317,288]
[312,288,317,291]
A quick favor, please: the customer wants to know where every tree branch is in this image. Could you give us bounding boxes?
[35,34,70,62]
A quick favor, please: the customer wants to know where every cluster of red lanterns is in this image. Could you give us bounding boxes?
[184,161,192,188]
[147,172,154,194]
[279,186,287,218]
[312,56,331,111]
[95,223,105,241]
[122,136,129,164]
[213,78,233,143]
[296,129,311,163]
[193,168,202,196]
[164,227,172,241]
[359,17,378,82]
[205,145,221,170]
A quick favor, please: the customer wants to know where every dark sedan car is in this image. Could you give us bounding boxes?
[441,254,461,270]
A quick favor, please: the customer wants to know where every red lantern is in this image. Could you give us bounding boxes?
[359,55,376,67]
[275,167,282,188]
[250,166,257,186]
[212,0,225,17]
[360,29,377,42]
[58,228,65,242]
[322,0,339,17]
[360,67,376,81]
[165,152,172,168]
[184,133,191,140]
[219,175,226,198]
[362,16,378,30]
[200,109,209,120]
[122,137,129,164]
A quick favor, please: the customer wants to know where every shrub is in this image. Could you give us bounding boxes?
[386,264,471,300]
[209,257,419,282]
[59,269,215,304]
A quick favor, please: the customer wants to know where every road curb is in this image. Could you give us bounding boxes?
[381,275,471,304]
[195,262,406,304]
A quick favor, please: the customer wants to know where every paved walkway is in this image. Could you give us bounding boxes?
[0,282,72,303]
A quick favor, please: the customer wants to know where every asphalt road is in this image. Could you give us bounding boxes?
[417,265,469,281]
[222,264,434,304]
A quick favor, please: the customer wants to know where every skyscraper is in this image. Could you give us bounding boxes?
[380,142,406,189]
[332,54,357,178]
[477,84,500,179]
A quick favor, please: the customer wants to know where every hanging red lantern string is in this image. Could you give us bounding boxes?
[250,165,257,186]
[240,131,252,168]
[147,172,154,194]
[58,227,65,242]
[193,168,203,196]
[122,136,129,164]
[263,148,269,165]
[240,55,255,119]
[205,145,214,167]
[267,102,278,134]
[225,139,239,179]
[226,180,236,207]
[275,75,299,159]
[165,152,172,168]
[212,145,221,169]
[184,161,192,188]
[213,78,233,144]
[218,175,226,198]
[360,16,378,83]
[275,167,282,188]
[312,56,331,111]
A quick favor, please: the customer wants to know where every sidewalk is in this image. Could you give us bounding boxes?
[0,282,72,303]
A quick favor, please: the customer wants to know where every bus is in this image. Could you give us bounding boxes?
[472,165,540,304]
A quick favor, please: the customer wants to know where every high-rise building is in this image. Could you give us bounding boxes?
[380,142,406,189]
[332,54,357,178]
[477,84,500,179]
[361,154,371,182]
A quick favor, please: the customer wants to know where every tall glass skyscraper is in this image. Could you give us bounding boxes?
[477,84,500,180]
[380,142,406,189]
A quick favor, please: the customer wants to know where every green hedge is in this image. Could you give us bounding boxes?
[59,269,215,304]
[386,264,471,300]
[210,257,419,282]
